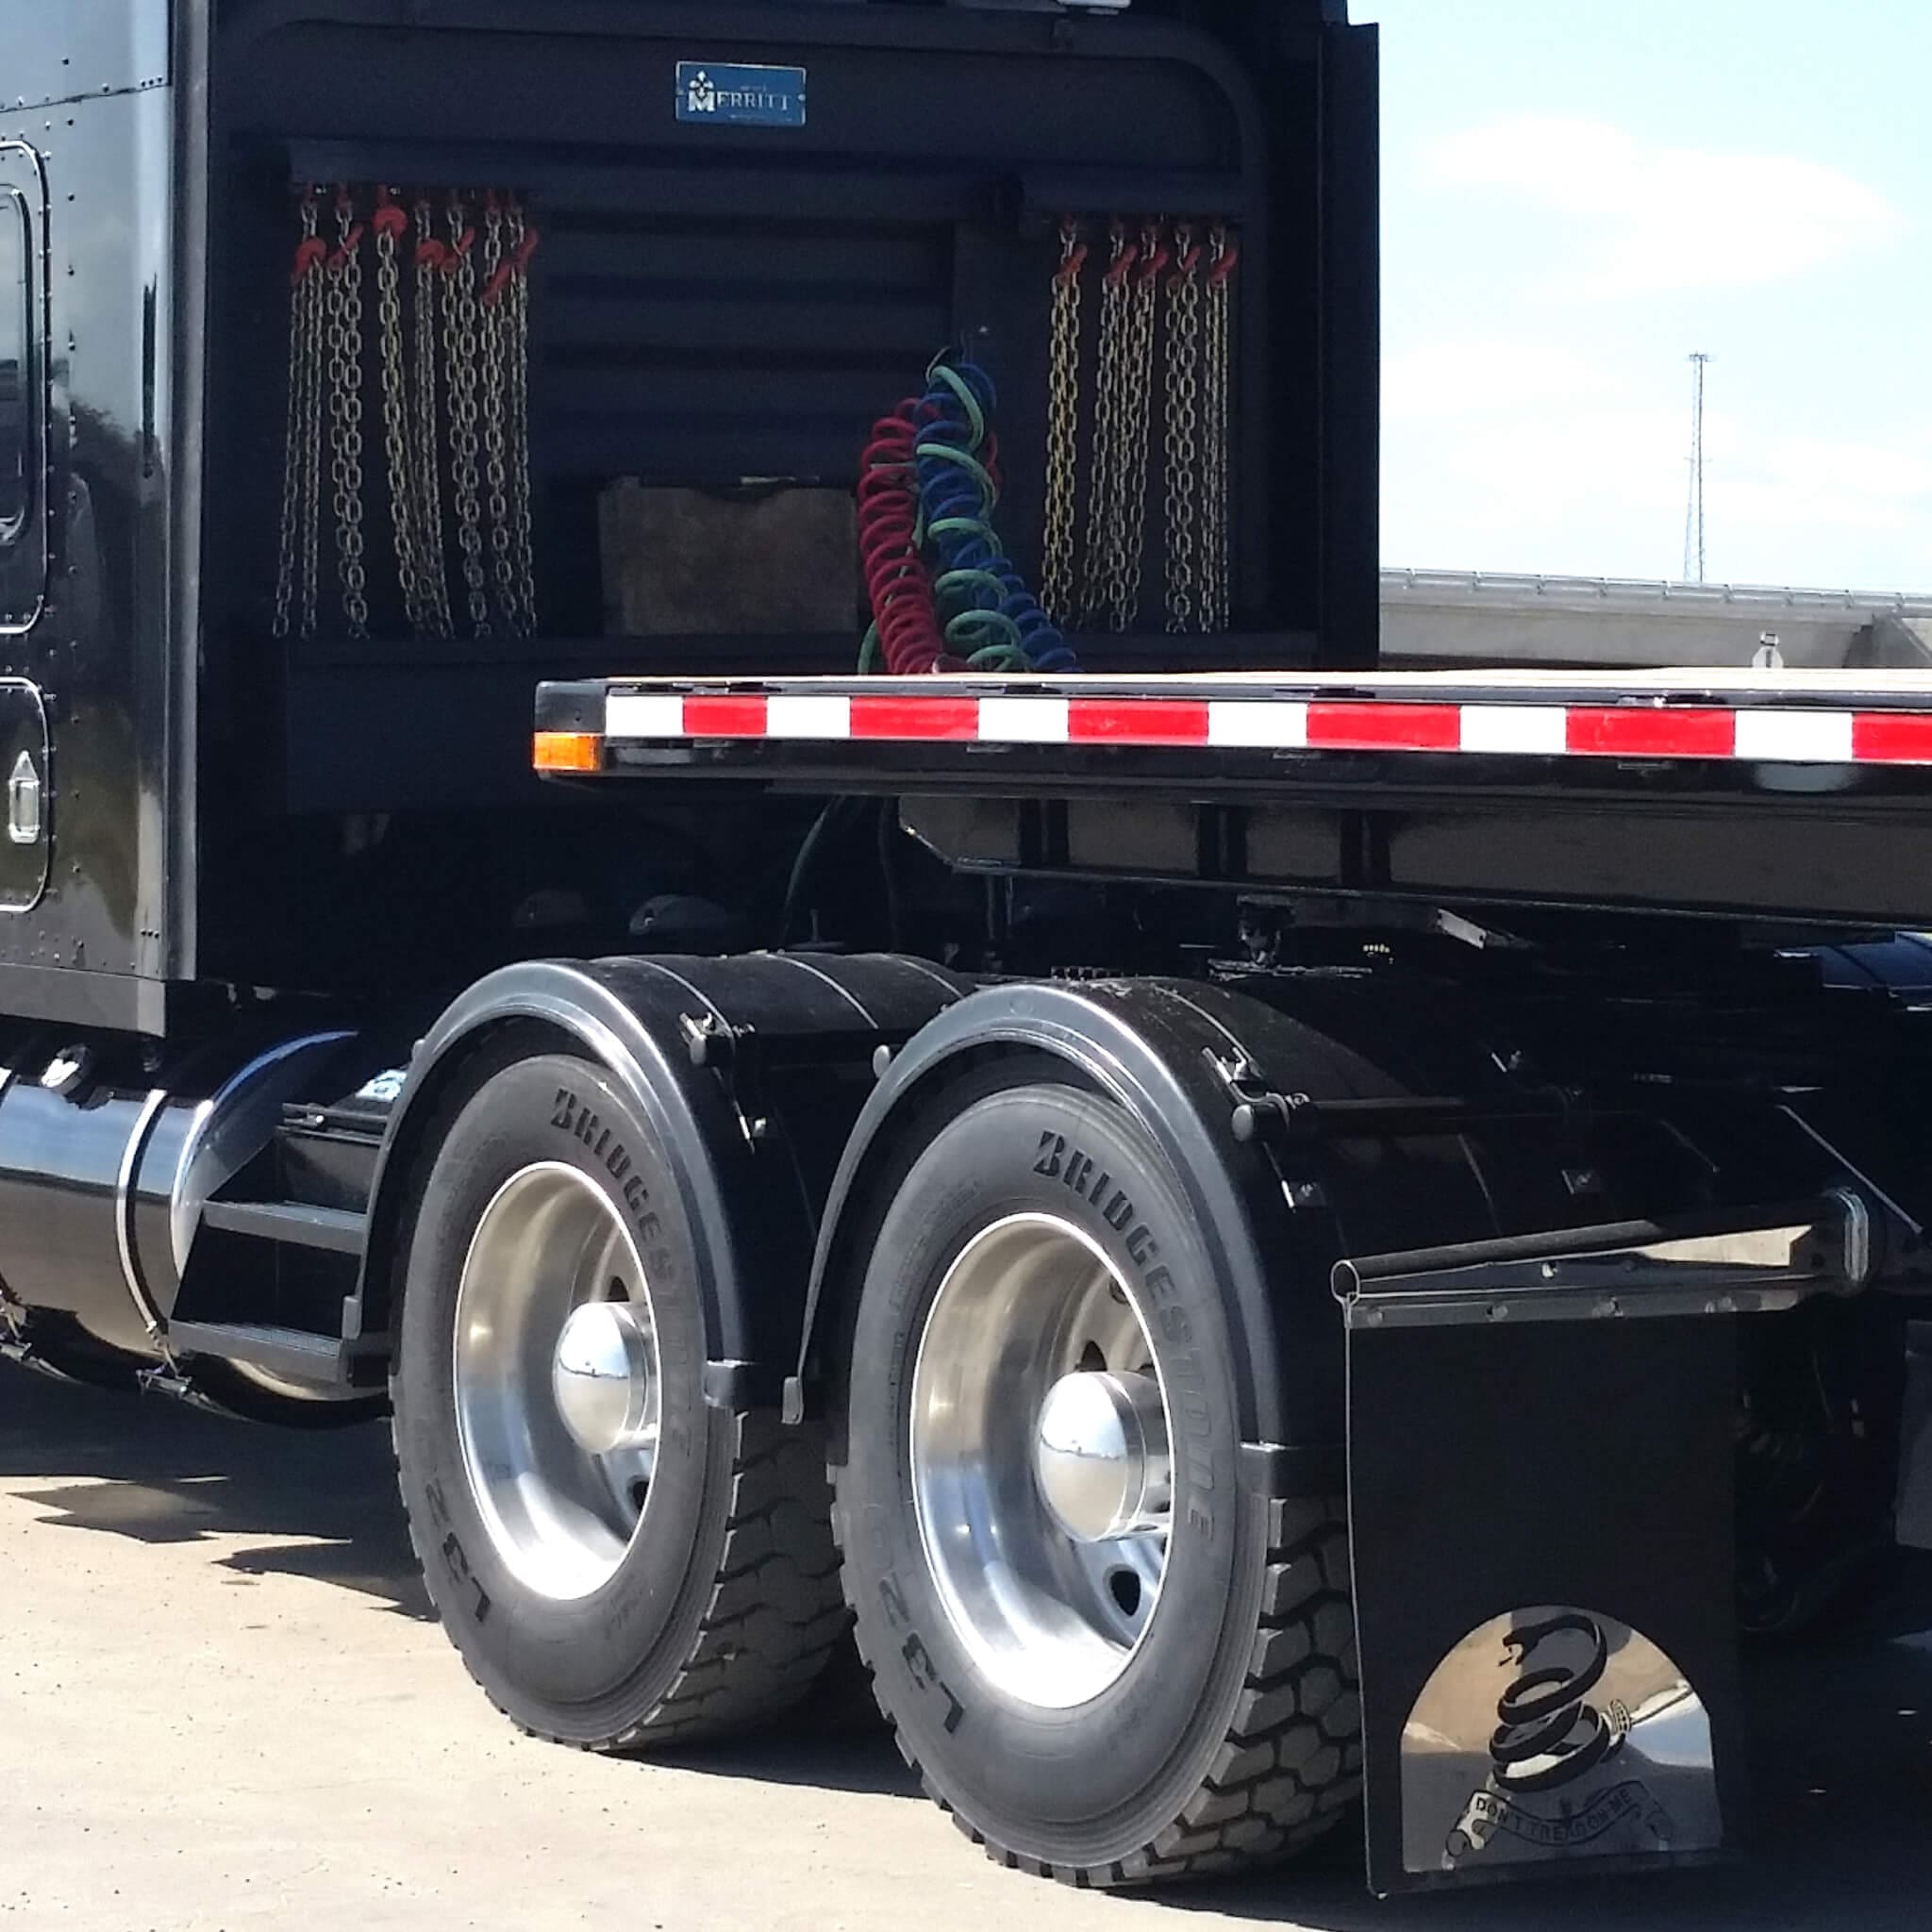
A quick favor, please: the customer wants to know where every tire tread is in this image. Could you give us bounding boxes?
[832,1484,1360,1890]
[399,1404,846,1751]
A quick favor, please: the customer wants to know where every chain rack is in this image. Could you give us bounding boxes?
[1041,212,1241,640]
[1161,225,1203,634]
[1200,224,1239,635]
[273,192,326,641]
[1111,222,1167,634]
[272,183,540,644]
[411,198,454,638]
[1077,221,1134,628]
[1041,219,1086,627]
[500,200,540,637]
[443,192,490,638]
[476,196,514,633]
[325,191,369,640]
[372,188,425,632]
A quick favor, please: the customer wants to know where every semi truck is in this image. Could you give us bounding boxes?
[4,0,1929,1897]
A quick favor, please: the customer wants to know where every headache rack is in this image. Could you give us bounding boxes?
[533,666,1932,929]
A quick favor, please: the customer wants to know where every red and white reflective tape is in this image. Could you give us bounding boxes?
[597,688,1932,766]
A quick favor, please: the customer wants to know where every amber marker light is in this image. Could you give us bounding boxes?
[533,731,602,773]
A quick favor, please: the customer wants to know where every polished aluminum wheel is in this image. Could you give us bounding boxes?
[453,1161,660,1601]
[910,1212,1173,1709]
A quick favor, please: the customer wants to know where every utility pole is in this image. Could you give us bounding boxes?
[1683,352,1711,583]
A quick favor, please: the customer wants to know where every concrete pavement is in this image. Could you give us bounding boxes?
[1,1359,1929,1931]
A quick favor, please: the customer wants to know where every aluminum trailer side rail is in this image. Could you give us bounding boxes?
[534,668,1932,928]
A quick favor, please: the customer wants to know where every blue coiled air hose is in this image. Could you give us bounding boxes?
[913,358,1078,673]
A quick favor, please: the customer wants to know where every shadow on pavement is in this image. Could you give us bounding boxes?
[0,1357,915,1797]
[0,1357,426,1616]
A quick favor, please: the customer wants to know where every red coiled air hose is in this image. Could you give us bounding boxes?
[858,401,951,674]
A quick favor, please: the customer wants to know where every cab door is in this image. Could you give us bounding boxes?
[0,141,51,910]
[0,142,48,630]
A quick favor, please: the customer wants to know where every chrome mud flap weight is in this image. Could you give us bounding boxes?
[1335,1194,1874,1894]
[1408,1606,1718,1878]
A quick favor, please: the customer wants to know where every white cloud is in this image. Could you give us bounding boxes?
[1723,433,1932,535]
[1424,114,1903,297]
[1385,340,1608,421]
[1381,342,1932,584]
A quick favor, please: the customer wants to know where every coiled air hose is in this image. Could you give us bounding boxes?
[858,401,948,675]
[856,354,1077,675]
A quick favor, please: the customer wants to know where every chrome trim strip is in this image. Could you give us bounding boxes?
[116,1087,172,1341]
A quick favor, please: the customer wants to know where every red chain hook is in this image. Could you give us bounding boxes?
[481,200,541,308]
[371,186,408,243]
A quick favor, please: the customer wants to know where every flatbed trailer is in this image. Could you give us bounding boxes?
[522,662,1932,1890]
[540,664,1932,927]
[5,0,1932,1907]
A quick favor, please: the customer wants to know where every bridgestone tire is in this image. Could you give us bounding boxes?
[392,1051,845,1749]
[833,1075,1361,1886]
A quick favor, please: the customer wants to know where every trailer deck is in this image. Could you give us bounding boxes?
[540,666,1932,768]
[537,668,1932,928]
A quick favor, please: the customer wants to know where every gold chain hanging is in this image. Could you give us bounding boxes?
[411,199,453,639]
[1080,224,1134,628]
[443,193,491,638]
[1201,225,1238,634]
[372,189,424,632]
[477,195,518,635]
[504,199,540,637]
[274,192,325,640]
[1162,225,1203,634]
[1112,220,1167,634]
[299,198,326,641]
[325,191,369,640]
[1041,219,1085,627]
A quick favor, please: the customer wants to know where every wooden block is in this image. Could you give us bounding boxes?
[598,480,858,636]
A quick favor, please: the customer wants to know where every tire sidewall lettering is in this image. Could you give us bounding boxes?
[1026,1125,1223,1529]
[398,1055,717,1707]
[846,1081,1250,1830]
[545,1080,699,1468]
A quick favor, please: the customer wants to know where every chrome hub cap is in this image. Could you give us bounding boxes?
[910,1212,1173,1709]
[1034,1369,1172,1543]
[453,1161,660,1602]
[552,1299,658,1457]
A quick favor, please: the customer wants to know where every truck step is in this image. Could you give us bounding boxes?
[199,1198,367,1256]
[162,1319,372,1386]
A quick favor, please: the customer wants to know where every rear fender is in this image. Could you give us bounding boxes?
[795,977,1496,1454]
[354,954,964,1403]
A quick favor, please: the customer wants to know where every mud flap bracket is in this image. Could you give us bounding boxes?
[1339,1192,1871,1894]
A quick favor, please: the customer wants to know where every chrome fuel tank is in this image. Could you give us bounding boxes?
[0,1028,353,1359]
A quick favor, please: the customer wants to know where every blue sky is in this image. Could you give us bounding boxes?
[1355,2,1931,589]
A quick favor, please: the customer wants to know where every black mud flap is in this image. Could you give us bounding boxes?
[1347,1316,1747,1893]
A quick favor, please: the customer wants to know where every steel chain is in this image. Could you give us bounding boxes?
[273,193,321,640]
[1162,226,1203,633]
[444,194,491,637]
[478,199,517,634]
[1079,224,1131,628]
[1202,225,1236,633]
[1041,220,1084,627]
[374,192,424,631]
[1113,221,1165,634]
[299,219,325,641]
[411,198,453,638]
[505,200,539,636]
[326,193,369,639]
